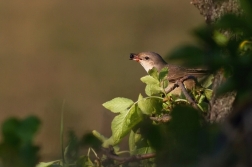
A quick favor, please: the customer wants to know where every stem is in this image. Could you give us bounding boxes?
[60,99,66,165]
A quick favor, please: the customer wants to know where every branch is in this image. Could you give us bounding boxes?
[150,114,171,123]
[176,80,200,110]
[190,0,241,24]
[101,146,156,165]
[165,82,179,94]
[165,75,200,110]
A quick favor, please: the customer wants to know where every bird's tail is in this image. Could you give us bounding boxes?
[186,68,209,76]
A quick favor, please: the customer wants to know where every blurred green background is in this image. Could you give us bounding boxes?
[0,0,203,160]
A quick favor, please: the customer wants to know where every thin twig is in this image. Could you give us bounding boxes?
[102,146,156,164]
[177,80,200,110]
[165,75,200,110]
[165,83,179,94]
[178,75,200,110]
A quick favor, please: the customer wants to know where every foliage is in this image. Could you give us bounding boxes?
[88,0,252,166]
[0,116,40,167]
[3,0,252,167]
[168,0,252,101]
[37,67,212,167]
[100,66,211,149]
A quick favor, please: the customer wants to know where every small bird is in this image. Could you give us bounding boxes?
[130,52,209,94]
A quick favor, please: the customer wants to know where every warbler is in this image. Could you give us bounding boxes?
[130,52,209,94]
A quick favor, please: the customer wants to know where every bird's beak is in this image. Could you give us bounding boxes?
[129,53,141,62]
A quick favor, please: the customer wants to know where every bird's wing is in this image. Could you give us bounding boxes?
[166,65,187,82]
[167,65,209,82]
[185,68,209,76]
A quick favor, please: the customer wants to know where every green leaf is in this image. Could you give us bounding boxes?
[102,136,116,148]
[2,118,21,144]
[204,89,213,101]
[145,84,163,96]
[138,94,163,115]
[2,116,40,145]
[159,67,168,81]
[201,74,214,88]
[129,130,142,154]
[239,40,252,52]
[129,130,155,155]
[213,30,228,46]
[102,97,134,113]
[148,67,158,79]
[36,160,61,167]
[161,79,169,89]
[240,0,252,23]
[111,104,142,144]
[215,14,250,34]
[76,156,94,167]
[198,101,209,112]
[140,75,159,85]
[18,116,40,143]
[133,146,155,155]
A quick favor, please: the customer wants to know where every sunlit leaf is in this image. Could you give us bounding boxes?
[201,74,214,88]
[36,160,61,167]
[148,67,158,79]
[239,40,252,52]
[76,155,94,167]
[213,30,228,46]
[138,94,163,115]
[162,79,169,89]
[140,75,159,85]
[129,130,142,154]
[159,67,168,81]
[145,84,163,96]
[101,136,116,148]
[204,89,213,101]
[102,97,134,113]
[111,104,142,144]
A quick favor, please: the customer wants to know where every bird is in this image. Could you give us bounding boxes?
[129,52,209,95]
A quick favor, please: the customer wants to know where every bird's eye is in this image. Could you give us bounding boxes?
[145,56,149,60]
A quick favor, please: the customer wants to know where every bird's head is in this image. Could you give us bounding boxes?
[130,52,167,72]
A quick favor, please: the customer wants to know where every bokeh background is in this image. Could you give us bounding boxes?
[0,0,203,160]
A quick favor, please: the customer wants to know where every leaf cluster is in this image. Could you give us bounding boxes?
[90,67,211,166]
[0,116,40,167]
[38,0,252,167]
[168,0,252,101]
[101,67,170,148]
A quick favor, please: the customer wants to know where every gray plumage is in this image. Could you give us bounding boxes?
[130,52,209,94]
[130,52,208,82]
